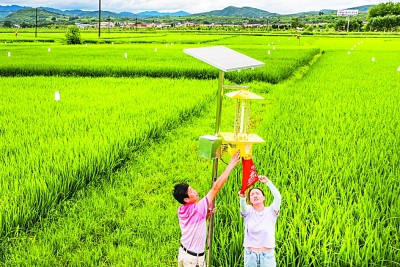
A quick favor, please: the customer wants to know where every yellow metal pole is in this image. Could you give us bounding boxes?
[207,70,224,267]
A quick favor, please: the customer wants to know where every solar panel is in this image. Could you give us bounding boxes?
[183,46,264,72]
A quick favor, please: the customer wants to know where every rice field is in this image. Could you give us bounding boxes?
[0,31,399,266]
[0,40,319,83]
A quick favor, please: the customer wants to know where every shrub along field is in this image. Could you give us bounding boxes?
[0,32,399,266]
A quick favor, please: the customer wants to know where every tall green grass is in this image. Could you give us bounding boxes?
[0,76,215,240]
[0,41,319,84]
[0,99,222,266]
[213,38,400,266]
[0,35,398,266]
[0,31,233,44]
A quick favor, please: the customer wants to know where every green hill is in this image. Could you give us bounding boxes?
[4,8,70,26]
[195,6,278,17]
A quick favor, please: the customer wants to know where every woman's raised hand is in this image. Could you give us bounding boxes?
[258,175,269,184]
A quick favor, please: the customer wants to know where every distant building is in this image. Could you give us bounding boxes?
[100,22,115,28]
[243,23,263,28]
[76,23,96,28]
[184,22,195,27]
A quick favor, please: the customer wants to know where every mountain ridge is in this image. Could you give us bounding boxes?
[0,4,374,19]
[195,6,279,17]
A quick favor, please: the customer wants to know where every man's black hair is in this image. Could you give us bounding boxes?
[173,183,189,204]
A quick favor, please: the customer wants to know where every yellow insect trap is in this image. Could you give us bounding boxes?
[219,87,265,160]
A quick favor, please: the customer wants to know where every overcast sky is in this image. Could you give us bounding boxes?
[1,0,399,14]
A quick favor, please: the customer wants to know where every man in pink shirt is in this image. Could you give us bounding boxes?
[173,151,241,267]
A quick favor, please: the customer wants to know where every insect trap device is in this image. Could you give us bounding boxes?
[219,86,265,160]
[184,46,265,160]
[184,45,265,267]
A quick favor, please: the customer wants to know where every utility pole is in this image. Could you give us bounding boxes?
[98,0,101,37]
[35,8,38,37]
[206,69,224,267]
[336,9,358,33]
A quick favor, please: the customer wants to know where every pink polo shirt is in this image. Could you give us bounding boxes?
[178,197,209,254]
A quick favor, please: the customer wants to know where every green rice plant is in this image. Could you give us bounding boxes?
[244,40,399,266]
[0,30,233,44]
[0,41,320,84]
[0,35,399,267]
[0,102,221,266]
[0,76,216,240]
[204,36,400,267]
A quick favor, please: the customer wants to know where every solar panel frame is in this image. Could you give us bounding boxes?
[183,46,264,72]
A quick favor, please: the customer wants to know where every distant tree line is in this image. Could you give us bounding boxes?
[1,2,399,32]
[366,2,400,31]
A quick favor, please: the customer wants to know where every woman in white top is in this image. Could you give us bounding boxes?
[238,176,282,267]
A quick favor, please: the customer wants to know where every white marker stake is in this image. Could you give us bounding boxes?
[48,48,51,52]
[397,66,400,72]
[348,51,351,55]
[124,53,128,58]
[268,50,271,55]
[8,52,11,57]
[54,91,60,101]
[154,48,157,52]
[371,57,375,62]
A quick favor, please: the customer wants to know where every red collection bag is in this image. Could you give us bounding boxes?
[240,157,259,194]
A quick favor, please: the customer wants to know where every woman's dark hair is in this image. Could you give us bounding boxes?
[247,187,265,204]
[173,183,189,204]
